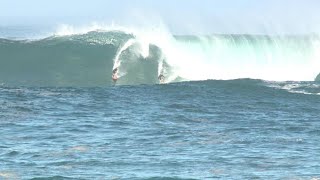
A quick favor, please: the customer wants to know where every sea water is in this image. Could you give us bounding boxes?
[0,25,320,179]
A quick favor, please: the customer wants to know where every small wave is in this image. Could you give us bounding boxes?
[136,177,198,180]
[265,81,320,95]
[29,176,81,180]
[6,151,19,156]
[0,171,19,179]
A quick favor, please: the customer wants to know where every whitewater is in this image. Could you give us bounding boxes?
[1,24,320,87]
[1,23,320,179]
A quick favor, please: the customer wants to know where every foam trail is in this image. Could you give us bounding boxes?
[113,38,136,70]
[158,60,163,76]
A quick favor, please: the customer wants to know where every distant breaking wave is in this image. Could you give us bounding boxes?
[0,26,320,87]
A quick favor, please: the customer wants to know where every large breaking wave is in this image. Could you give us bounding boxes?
[0,25,320,87]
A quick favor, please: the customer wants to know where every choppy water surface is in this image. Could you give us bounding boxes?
[1,80,320,179]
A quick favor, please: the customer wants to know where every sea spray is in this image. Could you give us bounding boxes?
[0,24,320,86]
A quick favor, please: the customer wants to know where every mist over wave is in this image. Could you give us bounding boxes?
[0,24,320,87]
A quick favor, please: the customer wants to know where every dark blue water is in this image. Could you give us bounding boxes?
[1,79,320,179]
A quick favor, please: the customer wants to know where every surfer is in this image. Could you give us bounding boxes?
[158,74,165,83]
[112,68,118,83]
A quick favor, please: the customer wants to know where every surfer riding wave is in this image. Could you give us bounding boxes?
[158,74,165,84]
[112,68,118,83]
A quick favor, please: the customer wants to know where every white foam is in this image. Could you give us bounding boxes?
[113,38,136,70]
[266,81,320,95]
[54,23,130,36]
[53,22,320,82]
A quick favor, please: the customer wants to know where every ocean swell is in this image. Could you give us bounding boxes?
[0,27,320,87]
[0,31,169,86]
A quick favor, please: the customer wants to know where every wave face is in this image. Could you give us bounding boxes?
[1,29,320,87]
[0,31,163,86]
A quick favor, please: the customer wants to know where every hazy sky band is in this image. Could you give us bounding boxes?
[1,0,319,34]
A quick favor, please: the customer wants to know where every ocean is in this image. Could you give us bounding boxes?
[1,25,320,179]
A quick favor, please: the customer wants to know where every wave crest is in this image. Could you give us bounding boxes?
[1,25,320,86]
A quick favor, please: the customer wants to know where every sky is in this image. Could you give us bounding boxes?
[1,0,319,34]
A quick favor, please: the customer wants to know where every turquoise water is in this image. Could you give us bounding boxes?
[1,30,319,86]
[1,27,320,179]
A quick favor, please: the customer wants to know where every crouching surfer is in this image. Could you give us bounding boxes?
[112,68,118,83]
[158,74,165,84]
